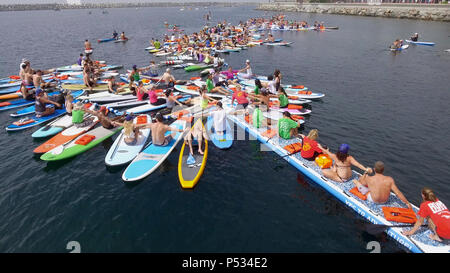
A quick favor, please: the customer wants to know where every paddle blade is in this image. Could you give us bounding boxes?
[186,153,196,165]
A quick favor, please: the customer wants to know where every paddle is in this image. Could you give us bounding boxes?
[365,223,427,236]
[50,139,72,155]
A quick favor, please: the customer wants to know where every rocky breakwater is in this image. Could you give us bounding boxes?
[257,3,450,22]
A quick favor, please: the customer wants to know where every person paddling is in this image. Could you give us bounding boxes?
[352,161,411,208]
[402,187,450,243]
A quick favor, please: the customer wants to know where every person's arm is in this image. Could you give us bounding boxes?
[402,216,424,236]
[349,156,371,174]
[391,180,412,209]
[84,109,99,117]
[40,96,61,108]
[168,125,184,133]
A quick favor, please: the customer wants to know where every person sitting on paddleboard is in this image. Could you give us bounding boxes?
[143,112,184,147]
[148,85,166,106]
[298,129,322,161]
[120,32,127,40]
[84,39,92,51]
[112,115,146,145]
[238,60,254,80]
[160,68,177,88]
[352,161,411,207]
[164,89,184,112]
[33,70,54,89]
[231,84,250,111]
[134,81,148,101]
[402,187,450,243]
[206,73,229,95]
[77,54,83,66]
[275,87,289,109]
[108,76,124,94]
[65,94,74,116]
[410,33,419,42]
[85,105,124,129]
[128,65,141,89]
[34,88,61,118]
[318,143,372,183]
[277,111,301,140]
[266,75,277,95]
[273,69,282,91]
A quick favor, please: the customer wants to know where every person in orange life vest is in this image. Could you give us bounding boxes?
[402,187,450,242]
[298,129,322,161]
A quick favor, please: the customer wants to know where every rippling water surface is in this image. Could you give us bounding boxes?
[0,6,449,253]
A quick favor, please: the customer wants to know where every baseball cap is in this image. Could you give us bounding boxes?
[125,114,134,121]
[35,88,43,96]
[338,144,350,154]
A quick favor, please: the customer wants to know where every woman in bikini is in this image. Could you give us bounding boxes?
[318,143,372,182]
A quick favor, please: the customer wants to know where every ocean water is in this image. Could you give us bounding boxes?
[0,6,449,253]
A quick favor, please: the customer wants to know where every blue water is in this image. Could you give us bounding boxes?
[0,6,449,253]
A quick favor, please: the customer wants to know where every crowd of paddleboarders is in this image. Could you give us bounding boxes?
[5,13,449,245]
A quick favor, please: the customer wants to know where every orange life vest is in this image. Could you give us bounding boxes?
[75,134,96,145]
[382,207,417,224]
[315,154,333,169]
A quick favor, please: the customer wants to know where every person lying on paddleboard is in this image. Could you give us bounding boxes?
[402,187,450,243]
[34,88,61,118]
[317,143,372,183]
[352,161,411,208]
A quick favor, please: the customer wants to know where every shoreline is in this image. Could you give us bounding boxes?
[0,2,258,12]
[257,3,450,22]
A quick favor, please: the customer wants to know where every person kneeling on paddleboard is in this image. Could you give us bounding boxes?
[410,33,419,42]
[402,187,450,243]
[143,112,184,147]
[352,161,411,208]
[318,143,372,183]
[35,88,61,118]
[298,129,322,161]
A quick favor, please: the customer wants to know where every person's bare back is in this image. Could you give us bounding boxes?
[150,122,170,145]
[364,174,394,204]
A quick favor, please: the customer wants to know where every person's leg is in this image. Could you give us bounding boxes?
[197,134,204,154]
[42,107,55,117]
[321,168,342,182]
[426,217,443,242]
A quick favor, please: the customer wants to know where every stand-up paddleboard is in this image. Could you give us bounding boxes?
[174,85,229,99]
[6,108,67,131]
[265,42,293,46]
[390,44,409,51]
[184,64,213,72]
[98,38,116,43]
[0,98,35,111]
[103,98,148,109]
[56,64,83,72]
[61,83,109,91]
[117,95,187,115]
[270,106,312,115]
[40,124,123,161]
[84,93,136,103]
[33,116,99,154]
[31,114,74,138]
[206,111,233,149]
[105,115,151,166]
[239,79,308,91]
[178,118,208,189]
[0,91,23,100]
[262,111,306,123]
[145,46,155,51]
[405,40,435,46]
[149,48,162,53]
[285,90,325,100]
[122,119,186,182]
[0,84,34,94]
[114,38,129,43]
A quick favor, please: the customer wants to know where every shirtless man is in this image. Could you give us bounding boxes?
[353,161,412,208]
[143,113,184,146]
[85,39,92,50]
[107,76,124,94]
[160,68,176,88]
[33,70,54,89]
[19,63,35,99]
